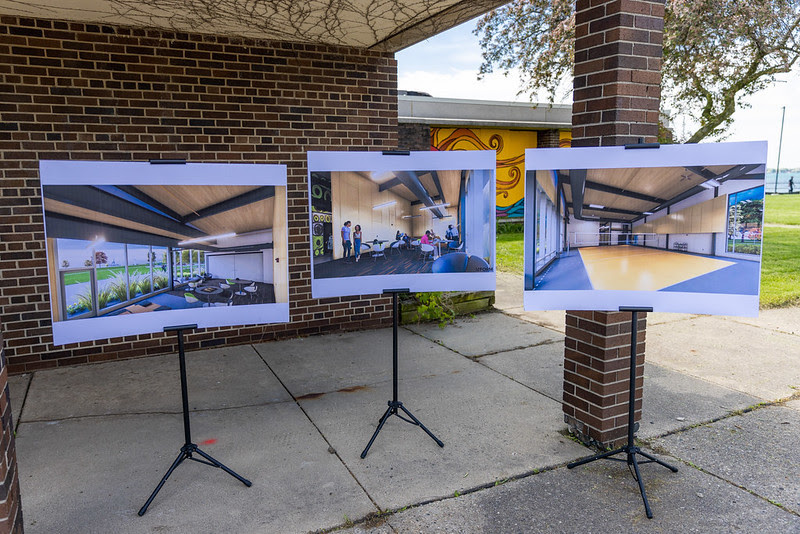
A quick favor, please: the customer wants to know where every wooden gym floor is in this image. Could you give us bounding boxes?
[577,245,734,291]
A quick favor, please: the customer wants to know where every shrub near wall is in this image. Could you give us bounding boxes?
[0,16,399,373]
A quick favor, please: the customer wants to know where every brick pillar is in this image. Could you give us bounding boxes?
[563,0,664,448]
[398,123,432,151]
[0,323,23,533]
[537,129,561,148]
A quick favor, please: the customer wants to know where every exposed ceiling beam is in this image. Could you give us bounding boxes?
[44,212,188,249]
[43,185,206,239]
[429,171,446,205]
[114,185,184,222]
[394,171,445,218]
[569,169,587,220]
[378,177,402,192]
[560,172,667,204]
[182,186,275,224]
[568,204,644,217]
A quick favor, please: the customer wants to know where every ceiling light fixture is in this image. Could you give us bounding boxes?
[402,215,421,219]
[588,204,605,209]
[372,200,397,210]
[178,232,236,246]
[419,202,450,211]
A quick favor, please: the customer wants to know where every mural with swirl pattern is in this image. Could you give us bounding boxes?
[431,127,571,218]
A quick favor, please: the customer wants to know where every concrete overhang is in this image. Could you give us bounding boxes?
[0,0,508,52]
[399,95,572,130]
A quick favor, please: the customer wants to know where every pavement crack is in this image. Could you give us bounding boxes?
[252,344,383,514]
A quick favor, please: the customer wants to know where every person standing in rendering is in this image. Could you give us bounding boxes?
[353,224,363,263]
[790,176,795,193]
[341,221,352,260]
[445,224,458,241]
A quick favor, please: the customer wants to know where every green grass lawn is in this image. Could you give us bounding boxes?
[63,264,154,285]
[765,193,800,225]
[496,194,800,308]
[496,232,525,274]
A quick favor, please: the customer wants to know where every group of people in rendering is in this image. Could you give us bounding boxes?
[340,220,460,263]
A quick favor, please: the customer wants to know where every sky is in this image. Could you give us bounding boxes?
[396,19,800,170]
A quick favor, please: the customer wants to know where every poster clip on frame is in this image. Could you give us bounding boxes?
[163,324,197,333]
[148,159,187,164]
[381,150,411,156]
[382,288,410,295]
[624,139,661,150]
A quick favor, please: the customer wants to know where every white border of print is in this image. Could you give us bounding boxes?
[522,141,767,317]
[308,150,497,298]
[40,160,289,346]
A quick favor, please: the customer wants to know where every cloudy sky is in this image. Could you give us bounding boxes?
[396,19,799,170]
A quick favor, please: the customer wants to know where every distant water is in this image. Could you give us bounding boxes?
[765,170,798,193]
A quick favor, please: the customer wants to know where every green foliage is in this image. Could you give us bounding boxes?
[414,292,455,328]
[476,0,800,143]
[106,271,129,302]
[497,221,524,234]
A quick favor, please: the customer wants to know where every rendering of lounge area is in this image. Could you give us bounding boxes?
[43,182,289,324]
[310,168,494,279]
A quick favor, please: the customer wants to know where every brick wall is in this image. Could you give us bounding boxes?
[0,323,22,533]
[565,0,664,447]
[571,0,664,147]
[397,122,430,151]
[0,16,398,374]
[563,311,646,448]
[536,129,561,149]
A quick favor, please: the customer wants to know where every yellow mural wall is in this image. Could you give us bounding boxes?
[432,127,571,218]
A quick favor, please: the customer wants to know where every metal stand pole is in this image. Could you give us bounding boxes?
[567,307,677,519]
[139,325,251,516]
[360,290,444,459]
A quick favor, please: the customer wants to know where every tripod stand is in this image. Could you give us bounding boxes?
[138,325,251,516]
[360,290,444,459]
[567,307,678,519]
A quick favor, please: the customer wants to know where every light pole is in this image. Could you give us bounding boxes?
[775,106,786,193]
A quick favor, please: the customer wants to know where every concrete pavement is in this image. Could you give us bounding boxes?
[10,272,800,532]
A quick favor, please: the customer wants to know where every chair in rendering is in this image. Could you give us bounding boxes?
[465,255,491,272]
[432,252,469,273]
[448,241,464,253]
[371,242,386,260]
[244,283,257,301]
[184,292,201,307]
[419,243,435,262]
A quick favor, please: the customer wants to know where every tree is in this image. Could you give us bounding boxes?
[61,259,70,268]
[475,0,800,143]
[95,251,108,266]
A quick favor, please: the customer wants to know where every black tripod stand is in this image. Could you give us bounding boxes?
[567,307,678,519]
[360,289,444,459]
[139,325,251,516]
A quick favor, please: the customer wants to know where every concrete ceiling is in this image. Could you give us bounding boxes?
[0,0,508,52]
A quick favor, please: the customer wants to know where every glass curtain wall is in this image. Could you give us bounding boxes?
[534,182,560,272]
[56,239,183,319]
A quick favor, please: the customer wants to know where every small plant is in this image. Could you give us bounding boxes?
[415,291,455,328]
[106,272,129,302]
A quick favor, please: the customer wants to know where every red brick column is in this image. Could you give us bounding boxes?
[563,311,647,448]
[0,324,23,533]
[564,0,664,448]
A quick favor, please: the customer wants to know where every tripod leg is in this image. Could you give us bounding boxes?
[138,450,187,516]
[360,405,394,459]
[193,447,252,487]
[637,450,679,472]
[398,404,444,448]
[567,446,625,469]
[630,453,654,519]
